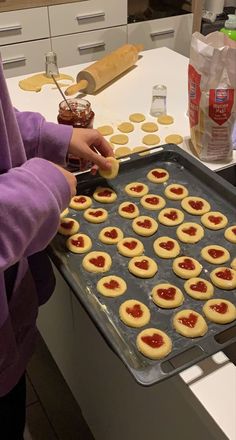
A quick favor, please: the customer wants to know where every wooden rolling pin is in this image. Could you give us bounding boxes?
[65,44,143,96]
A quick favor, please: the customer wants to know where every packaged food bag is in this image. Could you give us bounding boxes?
[188,31,236,162]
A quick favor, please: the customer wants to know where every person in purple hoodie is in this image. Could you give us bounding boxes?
[0,56,113,439]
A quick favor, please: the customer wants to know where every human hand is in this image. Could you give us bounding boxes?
[51,163,77,197]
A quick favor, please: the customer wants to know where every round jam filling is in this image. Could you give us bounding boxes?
[170,187,183,195]
[152,170,166,179]
[71,236,84,247]
[89,256,105,267]
[179,258,195,270]
[74,196,86,204]
[216,269,233,280]
[141,333,164,348]
[190,281,207,293]
[123,241,137,250]
[122,204,135,213]
[179,313,198,328]
[189,200,204,210]
[145,196,159,205]
[137,219,152,229]
[126,304,143,318]
[157,287,176,300]
[159,241,175,251]
[182,226,197,236]
[104,279,119,290]
[135,259,149,270]
[130,185,143,193]
[164,210,178,220]
[97,189,112,197]
[208,249,224,259]
[210,302,228,314]
[208,215,222,225]
[232,227,236,235]
[62,220,74,229]
[104,229,118,239]
[89,210,103,217]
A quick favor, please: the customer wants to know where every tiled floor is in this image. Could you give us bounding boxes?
[25,331,94,440]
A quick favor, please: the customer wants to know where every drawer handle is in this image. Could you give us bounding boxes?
[2,56,26,65]
[76,12,105,21]
[150,29,175,38]
[78,41,105,51]
[0,24,22,33]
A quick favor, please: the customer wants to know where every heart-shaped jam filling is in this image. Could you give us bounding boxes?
[210,302,228,314]
[145,196,159,205]
[164,210,178,220]
[157,287,176,300]
[141,333,164,348]
[216,269,233,280]
[97,189,112,197]
[137,219,152,229]
[232,227,236,235]
[104,279,119,289]
[179,258,195,270]
[208,249,224,259]
[152,170,166,179]
[179,313,198,328]
[208,215,222,225]
[62,220,74,229]
[89,256,105,267]
[122,204,135,213]
[126,304,143,318]
[190,281,207,293]
[182,226,197,236]
[189,200,204,210]
[71,236,84,247]
[159,241,175,251]
[170,187,183,195]
[89,210,103,217]
[74,196,86,204]
[104,229,118,239]
[130,185,143,193]
[135,259,149,270]
[123,241,137,250]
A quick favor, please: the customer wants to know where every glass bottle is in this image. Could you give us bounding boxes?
[150,84,167,116]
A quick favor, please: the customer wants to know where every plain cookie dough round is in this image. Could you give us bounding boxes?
[157,114,174,125]
[117,237,144,257]
[93,186,117,203]
[97,125,114,136]
[203,299,236,324]
[136,328,172,360]
[132,215,158,237]
[98,157,119,180]
[58,217,79,236]
[158,208,184,226]
[201,245,230,265]
[131,146,148,154]
[115,147,131,158]
[69,195,92,210]
[181,196,211,216]
[110,134,128,145]
[84,208,108,223]
[97,275,127,297]
[128,256,158,278]
[82,251,112,273]
[129,113,145,123]
[231,258,236,270]
[141,122,158,132]
[142,134,161,146]
[153,236,180,259]
[176,222,204,244]
[173,256,202,279]
[165,134,183,144]
[184,278,214,300]
[210,267,236,290]
[164,184,189,200]
[99,226,124,244]
[201,211,228,230]
[118,201,140,219]
[118,122,134,133]
[66,233,92,253]
[119,299,150,328]
[147,168,169,183]
[173,309,208,338]
[60,207,69,218]
[224,225,236,243]
[152,283,184,309]
[140,194,166,210]
[125,182,149,197]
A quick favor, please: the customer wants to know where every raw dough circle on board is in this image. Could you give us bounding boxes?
[201,211,228,230]
[129,113,145,123]
[132,215,158,237]
[157,114,174,125]
[128,256,158,278]
[173,309,208,338]
[151,283,184,309]
[184,278,214,300]
[201,245,230,265]
[131,146,148,154]
[98,157,119,180]
[97,125,114,136]
[147,168,169,183]
[125,182,149,197]
[158,208,184,226]
[58,217,79,236]
[140,194,166,210]
[165,134,183,144]
[224,225,236,243]
[119,300,150,328]
[153,236,180,259]
[99,226,124,244]
[136,328,172,360]
[117,122,134,133]
[110,134,129,145]
[203,299,236,324]
[82,251,112,273]
[164,184,189,200]
[141,122,158,132]
[97,275,127,297]
[93,186,117,203]
[66,233,92,254]
[210,267,236,290]
[84,208,108,223]
[115,147,131,158]
[173,256,202,279]
[181,196,211,215]
[69,195,92,210]
[142,134,160,146]
[118,201,140,219]
[176,222,204,244]
[60,207,69,218]
[117,237,144,257]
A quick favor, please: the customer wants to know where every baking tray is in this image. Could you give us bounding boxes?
[49,144,236,386]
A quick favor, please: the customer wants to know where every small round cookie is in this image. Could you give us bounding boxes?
[128,256,158,278]
[184,278,214,300]
[147,168,169,183]
[93,186,117,203]
[157,114,174,125]
[142,134,160,146]
[98,157,119,180]
[118,201,140,219]
[115,147,131,158]
[58,217,79,236]
[119,300,150,328]
[158,208,184,226]
[165,134,183,144]
[69,195,92,210]
[136,328,172,360]
[224,225,236,243]
[132,215,158,237]
[125,182,149,197]
[97,275,127,297]
[60,207,69,218]
[129,113,145,123]
[84,208,108,223]
[152,283,184,309]
[173,256,202,279]
[99,227,124,244]
[140,194,166,211]
[201,211,228,230]
[173,309,208,338]
[210,267,236,290]
[97,125,114,136]
[82,251,112,273]
[164,184,189,200]
[231,258,236,270]
[201,245,230,265]
[153,236,180,259]
[141,122,158,132]
[110,134,128,145]
[66,233,92,254]
[117,237,144,257]
[176,222,204,244]
[181,197,211,216]
[118,122,134,133]
[131,146,148,154]
[203,299,236,324]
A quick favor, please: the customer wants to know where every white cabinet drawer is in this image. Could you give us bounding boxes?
[49,0,127,37]
[128,14,193,57]
[52,25,127,67]
[1,39,51,78]
[0,8,50,46]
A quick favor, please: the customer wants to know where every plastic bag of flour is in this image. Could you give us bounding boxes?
[188,31,236,162]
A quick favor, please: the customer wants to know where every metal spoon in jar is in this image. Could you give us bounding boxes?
[50,73,74,113]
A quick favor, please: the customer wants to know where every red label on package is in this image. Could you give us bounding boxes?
[188,64,201,128]
[209,89,234,126]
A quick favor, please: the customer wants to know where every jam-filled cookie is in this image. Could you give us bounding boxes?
[128,256,158,278]
[224,225,236,243]
[201,245,230,265]
[136,328,172,360]
[119,300,150,328]
[210,267,236,290]
[158,208,184,226]
[98,227,124,244]
[146,168,169,183]
[132,215,158,237]
[58,217,80,236]
[173,309,208,338]
[203,299,236,324]
[93,186,117,203]
[82,251,112,273]
[231,258,236,270]
[173,256,202,279]
[151,283,184,309]
[69,195,92,210]
[184,278,214,300]
[117,237,144,257]
[164,184,189,200]
[84,208,108,223]
[176,222,204,244]
[98,157,119,180]
[66,233,92,254]
[125,182,149,197]
[181,196,211,215]
[201,211,228,230]
[153,236,180,259]
[118,201,140,219]
[97,275,127,297]
[140,194,166,211]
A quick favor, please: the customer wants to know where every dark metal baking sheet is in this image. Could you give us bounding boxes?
[49,144,236,386]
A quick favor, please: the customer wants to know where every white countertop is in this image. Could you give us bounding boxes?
[6,46,236,439]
